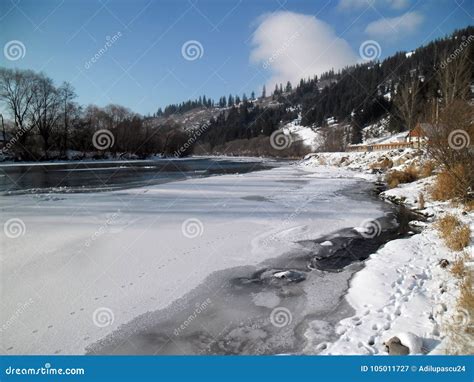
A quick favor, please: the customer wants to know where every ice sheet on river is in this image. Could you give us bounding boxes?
[0,165,384,354]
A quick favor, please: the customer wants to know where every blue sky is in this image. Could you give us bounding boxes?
[1,0,472,115]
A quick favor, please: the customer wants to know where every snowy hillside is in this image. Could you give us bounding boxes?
[281,117,323,150]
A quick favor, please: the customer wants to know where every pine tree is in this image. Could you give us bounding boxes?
[261,85,266,99]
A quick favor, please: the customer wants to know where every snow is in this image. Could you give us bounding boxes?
[0,164,384,354]
[302,149,420,176]
[317,224,452,354]
[361,119,408,145]
[3,144,471,355]
[395,332,423,354]
[301,148,473,355]
[281,118,322,150]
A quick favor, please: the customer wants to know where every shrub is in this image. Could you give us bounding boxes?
[430,164,471,201]
[459,274,474,325]
[445,272,474,354]
[369,156,393,170]
[419,161,435,178]
[464,200,474,213]
[450,252,468,279]
[385,165,419,188]
[436,214,471,251]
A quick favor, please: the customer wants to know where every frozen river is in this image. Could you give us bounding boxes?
[1,159,398,355]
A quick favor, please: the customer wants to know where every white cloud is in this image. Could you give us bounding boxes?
[337,0,410,11]
[365,11,424,40]
[389,0,410,10]
[250,11,357,89]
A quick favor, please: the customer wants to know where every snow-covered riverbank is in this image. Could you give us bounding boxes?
[1,163,385,354]
[301,150,473,355]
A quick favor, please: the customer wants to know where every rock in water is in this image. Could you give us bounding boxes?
[272,270,306,282]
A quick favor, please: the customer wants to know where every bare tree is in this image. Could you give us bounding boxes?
[58,81,76,157]
[425,99,473,200]
[437,47,472,107]
[0,68,37,154]
[320,125,346,152]
[393,78,422,132]
[424,42,474,201]
[29,74,61,158]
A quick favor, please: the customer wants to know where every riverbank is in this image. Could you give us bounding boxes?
[301,149,473,355]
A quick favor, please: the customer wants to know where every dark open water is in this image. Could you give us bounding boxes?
[0,157,278,195]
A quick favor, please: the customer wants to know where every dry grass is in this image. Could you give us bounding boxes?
[436,214,471,252]
[463,200,474,213]
[445,271,474,354]
[443,243,474,354]
[459,273,474,316]
[369,156,393,170]
[451,252,468,278]
[430,164,471,201]
[419,161,435,178]
[386,165,419,188]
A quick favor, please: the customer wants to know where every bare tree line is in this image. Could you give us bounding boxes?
[0,67,188,160]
